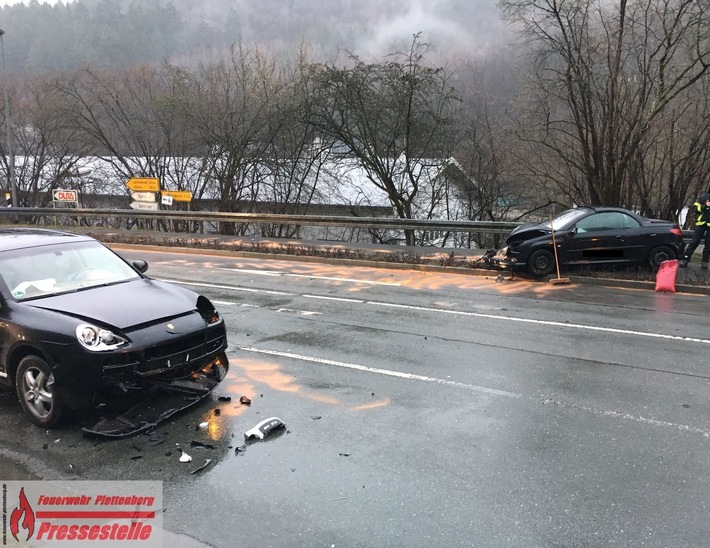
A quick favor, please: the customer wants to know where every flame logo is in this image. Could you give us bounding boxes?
[10,487,35,542]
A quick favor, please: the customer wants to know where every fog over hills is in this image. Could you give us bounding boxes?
[189,0,508,57]
[80,0,510,60]
[0,0,513,75]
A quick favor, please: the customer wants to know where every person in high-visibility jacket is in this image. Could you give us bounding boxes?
[680,192,710,269]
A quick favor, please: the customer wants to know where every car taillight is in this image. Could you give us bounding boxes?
[670,227,683,236]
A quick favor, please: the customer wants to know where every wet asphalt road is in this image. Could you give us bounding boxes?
[2,248,710,547]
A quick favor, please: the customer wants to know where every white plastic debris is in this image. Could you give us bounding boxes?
[179,451,192,463]
[244,417,285,440]
[197,422,209,430]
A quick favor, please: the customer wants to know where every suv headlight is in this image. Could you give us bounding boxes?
[76,323,128,351]
[197,296,222,325]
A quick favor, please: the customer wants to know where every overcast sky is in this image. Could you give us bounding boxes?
[0,0,64,5]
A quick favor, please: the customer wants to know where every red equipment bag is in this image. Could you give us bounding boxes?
[655,259,678,293]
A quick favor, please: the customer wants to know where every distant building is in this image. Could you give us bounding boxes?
[13,152,478,245]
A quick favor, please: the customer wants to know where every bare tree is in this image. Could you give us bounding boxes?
[306,34,461,245]
[185,44,294,234]
[1,76,91,209]
[256,48,335,237]
[52,64,204,191]
[499,0,710,214]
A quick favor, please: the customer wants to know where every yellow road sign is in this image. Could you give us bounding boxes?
[161,190,193,202]
[126,177,160,192]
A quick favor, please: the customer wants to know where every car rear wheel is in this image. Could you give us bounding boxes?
[648,246,676,270]
[528,249,556,277]
[15,355,66,427]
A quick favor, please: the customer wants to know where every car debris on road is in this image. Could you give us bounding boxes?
[244,417,285,440]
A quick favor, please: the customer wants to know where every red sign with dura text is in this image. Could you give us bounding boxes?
[52,190,78,202]
[2,481,163,547]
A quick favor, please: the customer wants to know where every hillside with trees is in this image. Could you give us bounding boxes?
[0,0,707,239]
[0,0,508,74]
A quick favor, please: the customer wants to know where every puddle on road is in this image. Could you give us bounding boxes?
[222,354,391,412]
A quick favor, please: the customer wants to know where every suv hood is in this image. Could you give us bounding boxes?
[25,279,197,329]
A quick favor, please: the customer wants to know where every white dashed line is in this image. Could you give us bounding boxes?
[166,278,710,345]
[302,294,365,303]
[239,347,523,399]
[158,279,293,296]
[367,301,710,345]
[218,267,400,286]
[240,347,710,437]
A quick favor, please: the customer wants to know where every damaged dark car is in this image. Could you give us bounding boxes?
[493,206,684,277]
[0,228,229,435]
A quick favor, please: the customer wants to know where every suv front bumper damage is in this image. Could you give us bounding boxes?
[81,355,228,438]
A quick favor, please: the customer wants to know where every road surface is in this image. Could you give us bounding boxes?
[1,247,709,547]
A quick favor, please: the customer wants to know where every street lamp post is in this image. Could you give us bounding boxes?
[0,29,17,207]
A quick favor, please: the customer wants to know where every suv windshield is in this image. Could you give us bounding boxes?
[0,240,140,300]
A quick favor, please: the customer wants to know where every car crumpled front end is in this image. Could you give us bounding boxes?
[79,296,230,437]
[82,354,229,438]
[32,287,230,437]
[487,225,553,271]
[483,246,517,270]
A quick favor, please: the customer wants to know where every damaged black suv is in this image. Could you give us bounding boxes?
[0,228,229,433]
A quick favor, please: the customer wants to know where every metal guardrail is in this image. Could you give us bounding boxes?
[0,208,693,243]
[0,207,521,234]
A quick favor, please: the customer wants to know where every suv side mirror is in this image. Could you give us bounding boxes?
[132,259,149,274]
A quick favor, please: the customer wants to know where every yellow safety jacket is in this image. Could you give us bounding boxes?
[693,195,710,226]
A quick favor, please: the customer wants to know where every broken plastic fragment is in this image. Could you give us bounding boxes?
[179,451,192,463]
[218,396,232,402]
[239,396,251,405]
[190,459,212,474]
[235,443,247,456]
[197,422,209,430]
[147,432,165,446]
[190,440,215,449]
[244,417,285,440]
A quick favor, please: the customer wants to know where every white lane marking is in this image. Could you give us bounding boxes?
[240,347,523,399]
[368,301,710,345]
[217,267,400,286]
[240,347,710,437]
[157,279,293,296]
[286,273,400,286]
[225,269,282,276]
[213,301,319,315]
[276,308,322,316]
[549,399,710,436]
[302,294,365,303]
[163,279,710,346]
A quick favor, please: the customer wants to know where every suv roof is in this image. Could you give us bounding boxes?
[0,228,93,252]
